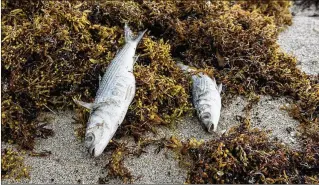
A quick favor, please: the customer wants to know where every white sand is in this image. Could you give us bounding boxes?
[2,5,318,185]
[278,6,319,75]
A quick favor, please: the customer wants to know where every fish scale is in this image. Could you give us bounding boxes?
[95,44,132,103]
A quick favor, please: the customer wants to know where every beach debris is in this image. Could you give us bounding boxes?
[176,62,222,132]
[74,24,147,157]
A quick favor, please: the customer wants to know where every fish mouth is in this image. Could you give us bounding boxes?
[88,145,104,157]
[207,122,215,133]
[206,120,219,133]
[200,117,217,133]
[84,129,113,157]
[88,147,95,156]
[85,133,98,157]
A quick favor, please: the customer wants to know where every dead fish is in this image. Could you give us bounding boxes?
[74,24,147,157]
[176,62,222,133]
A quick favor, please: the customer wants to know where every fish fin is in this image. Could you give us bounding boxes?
[73,98,93,110]
[125,85,135,101]
[124,23,147,44]
[99,75,102,86]
[212,78,219,91]
[176,62,189,73]
[133,55,139,65]
[124,23,134,42]
[221,129,227,134]
[133,29,147,44]
[218,83,223,94]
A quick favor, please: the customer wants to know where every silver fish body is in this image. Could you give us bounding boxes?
[74,24,147,157]
[176,63,222,132]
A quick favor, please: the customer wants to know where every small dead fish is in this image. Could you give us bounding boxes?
[176,62,222,133]
[74,24,147,157]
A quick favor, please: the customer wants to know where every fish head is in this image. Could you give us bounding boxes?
[198,100,221,133]
[84,106,115,157]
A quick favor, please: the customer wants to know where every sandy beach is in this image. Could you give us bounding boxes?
[2,4,318,184]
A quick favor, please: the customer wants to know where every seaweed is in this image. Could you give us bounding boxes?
[1,148,30,180]
[100,141,133,184]
[176,117,319,184]
[1,0,319,183]
[121,37,192,138]
[238,0,293,27]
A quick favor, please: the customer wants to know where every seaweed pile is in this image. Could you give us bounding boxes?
[1,0,191,147]
[1,0,318,183]
[169,117,319,184]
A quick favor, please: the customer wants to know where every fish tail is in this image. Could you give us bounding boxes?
[212,78,218,88]
[212,78,222,94]
[124,23,133,42]
[176,62,196,74]
[134,29,147,44]
[218,83,222,94]
[124,23,147,44]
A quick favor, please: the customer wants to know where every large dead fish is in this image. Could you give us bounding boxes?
[74,24,147,157]
[177,62,222,133]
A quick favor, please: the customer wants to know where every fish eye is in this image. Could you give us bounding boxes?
[86,135,94,142]
[85,133,95,148]
[201,113,211,120]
